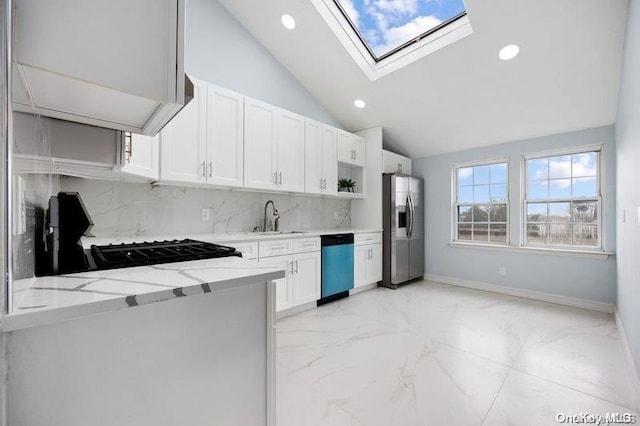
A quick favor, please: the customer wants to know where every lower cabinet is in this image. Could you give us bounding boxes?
[355,243,382,288]
[259,244,321,312]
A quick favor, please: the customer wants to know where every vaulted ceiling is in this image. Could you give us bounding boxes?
[218,0,628,158]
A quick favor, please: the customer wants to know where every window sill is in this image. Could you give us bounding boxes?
[448,242,613,259]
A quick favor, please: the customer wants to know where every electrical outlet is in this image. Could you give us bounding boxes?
[201,208,212,221]
[499,266,506,276]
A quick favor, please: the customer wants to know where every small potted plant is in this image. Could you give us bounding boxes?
[338,178,356,193]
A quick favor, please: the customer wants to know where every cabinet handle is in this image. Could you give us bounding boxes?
[208,161,213,177]
[278,172,282,185]
[320,178,324,189]
[301,242,316,247]
[274,171,278,184]
[201,161,206,177]
[289,261,294,274]
[354,150,357,160]
[398,163,402,172]
[323,178,327,189]
[124,132,132,164]
[295,260,299,273]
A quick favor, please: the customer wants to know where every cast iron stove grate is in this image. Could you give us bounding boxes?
[89,239,242,270]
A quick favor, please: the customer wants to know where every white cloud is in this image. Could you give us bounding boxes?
[373,0,418,16]
[372,14,442,55]
[458,167,473,180]
[340,0,361,28]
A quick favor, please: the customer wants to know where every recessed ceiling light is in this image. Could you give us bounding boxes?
[499,44,520,61]
[354,99,366,109]
[281,14,296,30]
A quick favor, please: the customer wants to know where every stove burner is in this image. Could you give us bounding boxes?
[89,239,242,270]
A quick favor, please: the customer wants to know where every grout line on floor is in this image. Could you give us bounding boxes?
[481,336,528,425]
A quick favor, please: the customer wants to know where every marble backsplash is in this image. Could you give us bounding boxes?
[59,177,352,238]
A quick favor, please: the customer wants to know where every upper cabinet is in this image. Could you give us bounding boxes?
[337,131,365,167]
[119,133,159,180]
[160,79,243,188]
[244,98,278,190]
[305,120,337,195]
[12,0,189,136]
[382,149,412,175]
[160,79,208,185]
[206,85,244,187]
[244,98,305,193]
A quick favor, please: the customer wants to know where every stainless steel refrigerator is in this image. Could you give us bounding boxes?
[381,173,424,289]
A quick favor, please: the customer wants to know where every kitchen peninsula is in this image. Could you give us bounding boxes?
[5,257,284,426]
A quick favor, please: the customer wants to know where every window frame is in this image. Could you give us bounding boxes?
[452,157,510,246]
[521,144,604,251]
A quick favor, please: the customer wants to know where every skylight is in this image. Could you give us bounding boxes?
[311,0,472,80]
[333,0,467,61]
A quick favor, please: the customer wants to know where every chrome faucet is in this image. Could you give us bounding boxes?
[263,200,280,232]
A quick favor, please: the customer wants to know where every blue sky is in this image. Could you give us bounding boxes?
[336,0,466,57]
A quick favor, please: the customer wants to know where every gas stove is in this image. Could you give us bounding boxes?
[87,239,242,270]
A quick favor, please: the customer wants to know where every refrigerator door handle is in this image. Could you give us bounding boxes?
[408,195,415,238]
[406,196,412,238]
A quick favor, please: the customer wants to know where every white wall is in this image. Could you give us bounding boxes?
[615,0,640,371]
[413,126,616,304]
[185,0,342,128]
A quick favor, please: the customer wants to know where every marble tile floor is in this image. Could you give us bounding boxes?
[275,281,639,426]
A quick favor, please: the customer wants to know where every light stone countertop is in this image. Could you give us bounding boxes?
[6,257,285,332]
[80,228,384,248]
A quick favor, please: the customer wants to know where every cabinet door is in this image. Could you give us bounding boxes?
[206,85,243,187]
[351,134,366,167]
[382,150,397,174]
[244,98,277,190]
[354,245,370,288]
[399,156,412,175]
[321,126,338,195]
[336,130,353,164]
[366,244,383,284]
[260,255,294,312]
[120,133,159,180]
[293,251,321,306]
[160,79,207,184]
[304,120,323,195]
[277,110,305,193]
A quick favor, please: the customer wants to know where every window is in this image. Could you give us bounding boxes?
[332,0,466,61]
[455,161,509,244]
[524,149,601,249]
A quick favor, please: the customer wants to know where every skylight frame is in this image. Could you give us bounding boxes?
[331,0,467,63]
[310,0,473,81]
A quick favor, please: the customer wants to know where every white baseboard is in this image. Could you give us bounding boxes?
[615,309,640,412]
[424,274,614,313]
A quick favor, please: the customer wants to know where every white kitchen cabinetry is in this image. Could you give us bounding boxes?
[206,85,244,187]
[383,149,412,175]
[160,79,207,184]
[305,120,337,195]
[119,133,159,180]
[292,251,321,306]
[277,110,305,192]
[337,131,365,167]
[160,80,244,187]
[244,98,305,192]
[12,0,188,135]
[244,98,278,190]
[258,237,321,312]
[354,233,383,288]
